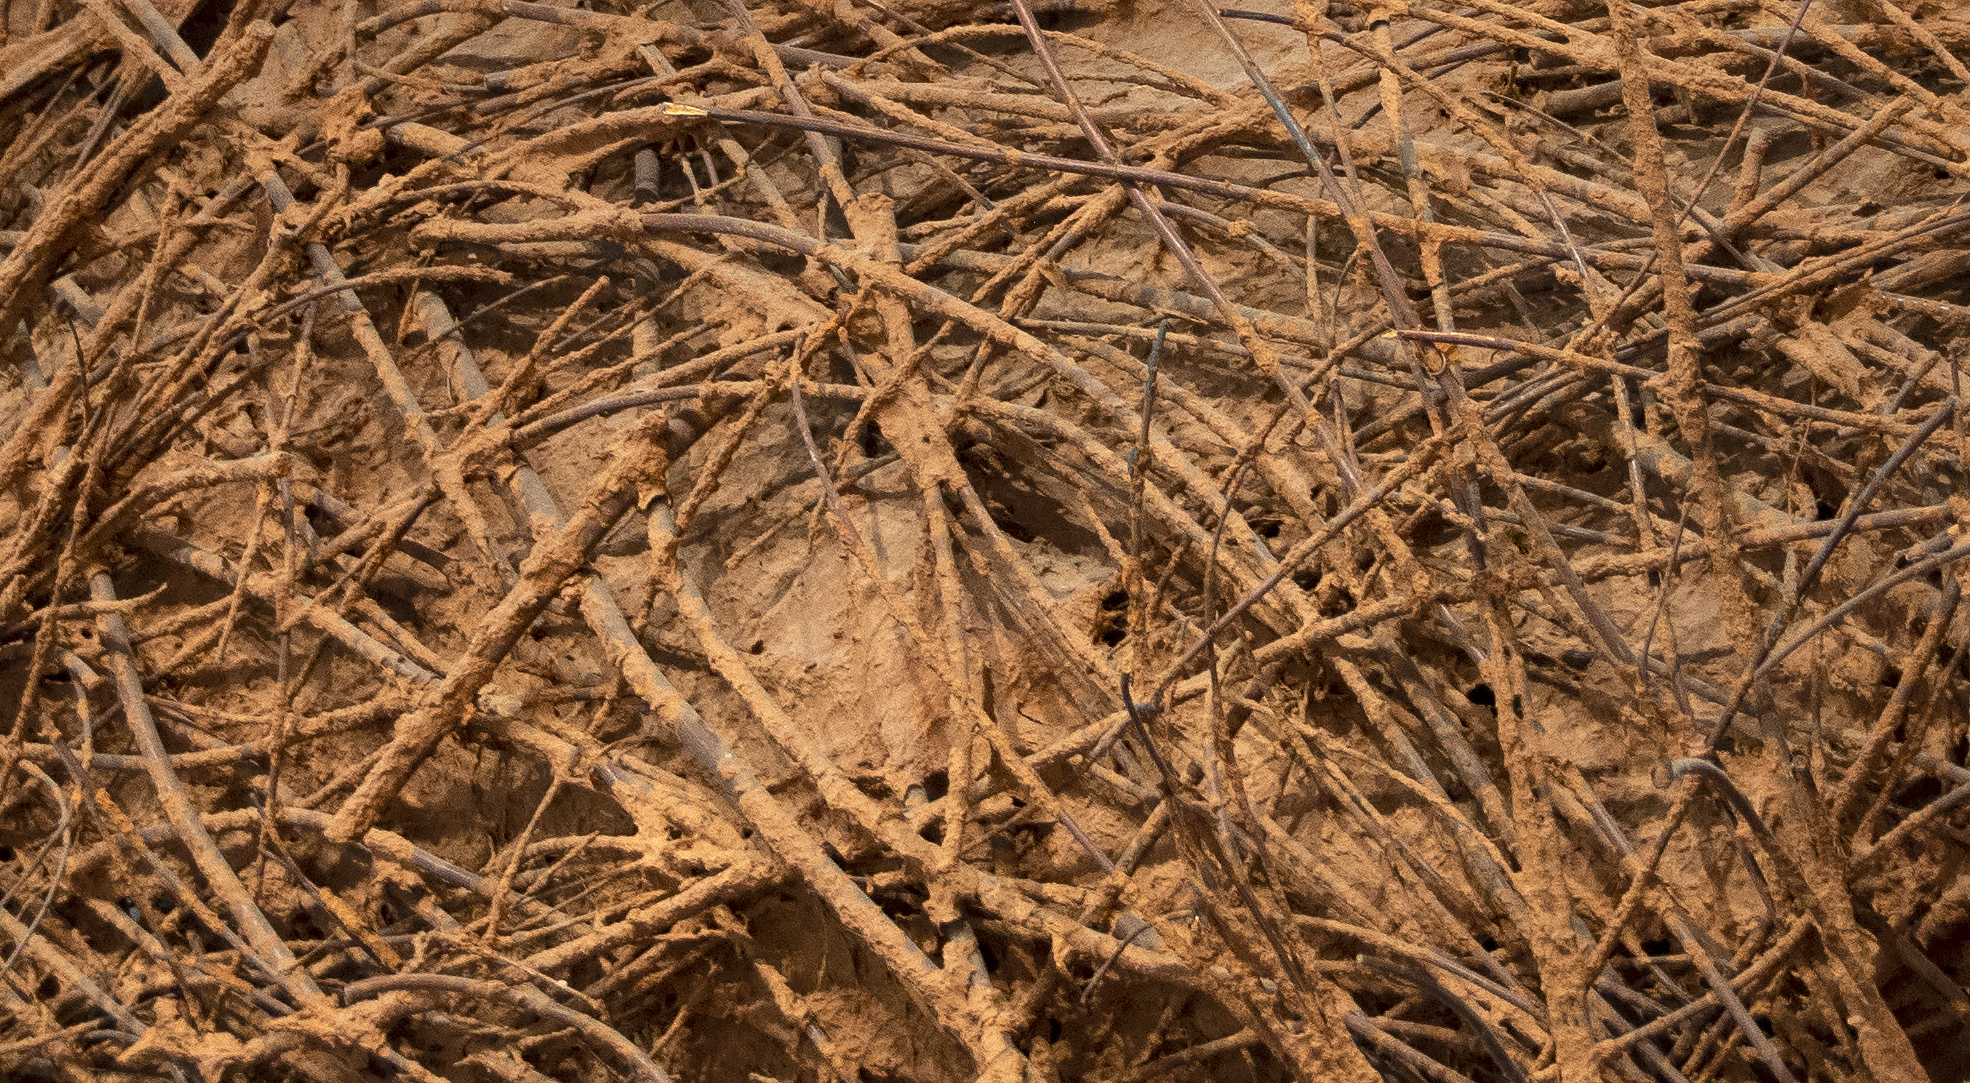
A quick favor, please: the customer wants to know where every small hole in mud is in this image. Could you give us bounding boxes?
[923,770,950,802]
[855,776,893,800]
[1880,665,1903,688]
[179,0,233,56]
[1895,776,1944,808]
[993,514,1036,542]
[1293,568,1321,591]
[1753,1014,1775,1037]
[0,846,14,862]
[748,640,764,655]
[1477,935,1498,952]
[975,936,999,974]
[1467,683,1496,708]
[1100,590,1128,612]
[152,895,176,914]
[1254,519,1282,539]
[289,908,326,940]
[1640,938,1672,956]
[1815,499,1836,521]
[1099,626,1126,647]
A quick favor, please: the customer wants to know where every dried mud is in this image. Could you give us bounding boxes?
[3,0,1970,1081]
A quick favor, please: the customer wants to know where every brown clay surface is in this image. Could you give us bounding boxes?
[3,0,1970,1080]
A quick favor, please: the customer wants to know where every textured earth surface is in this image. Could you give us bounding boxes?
[3,0,1970,1081]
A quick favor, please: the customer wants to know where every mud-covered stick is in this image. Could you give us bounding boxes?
[519,860,776,974]
[1009,0,1388,573]
[0,22,273,338]
[260,171,518,590]
[341,974,674,1083]
[1664,755,1930,1082]
[1345,1011,1484,1083]
[1753,539,1970,687]
[1123,321,1167,667]
[628,577,1033,1081]
[356,0,858,70]
[1152,434,1449,700]
[409,286,710,781]
[1676,912,1801,1083]
[323,423,668,843]
[1363,956,1531,1083]
[0,898,150,1043]
[787,372,1117,874]
[717,0,851,213]
[58,749,295,995]
[1700,394,1959,739]
[89,571,327,1008]
[1831,574,1961,832]
[134,527,439,684]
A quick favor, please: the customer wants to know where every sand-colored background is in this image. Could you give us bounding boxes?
[3,0,1970,1079]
